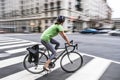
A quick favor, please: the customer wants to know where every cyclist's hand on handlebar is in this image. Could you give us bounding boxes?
[65,40,73,46]
[68,40,73,46]
[67,41,71,46]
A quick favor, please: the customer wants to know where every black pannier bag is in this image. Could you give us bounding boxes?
[27,44,39,64]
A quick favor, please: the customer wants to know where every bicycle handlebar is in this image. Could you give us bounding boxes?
[65,40,73,45]
[65,40,78,52]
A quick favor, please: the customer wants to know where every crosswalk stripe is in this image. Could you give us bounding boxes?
[0,39,22,43]
[66,57,111,80]
[0,42,37,49]
[0,55,25,68]
[81,52,120,64]
[5,45,44,55]
[0,49,65,80]
[5,48,27,54]
[0,40,31,46]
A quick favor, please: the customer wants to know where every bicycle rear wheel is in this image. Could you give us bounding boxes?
[60,51,83,73]
[23,52,48,74]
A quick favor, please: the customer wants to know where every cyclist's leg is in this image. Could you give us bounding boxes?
[50,39,60,50]
[41,40,57,70]
[41,40,57,59]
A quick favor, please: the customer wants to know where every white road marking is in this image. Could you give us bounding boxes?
[0,53,11,57]
[5,48,27,54]
[81,52,120,64]
[0,39,22,43]
[66,57,111,80]
[0,40,30,46]
[0,42,37,49]
[0,55,25,68]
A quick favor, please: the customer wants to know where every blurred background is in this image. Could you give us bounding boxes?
[0,0,119,35]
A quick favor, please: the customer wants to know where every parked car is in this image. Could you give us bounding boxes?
[80,28,98,34]
[108,29,120,36]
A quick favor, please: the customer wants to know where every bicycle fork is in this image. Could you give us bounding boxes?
[67,53,73,64]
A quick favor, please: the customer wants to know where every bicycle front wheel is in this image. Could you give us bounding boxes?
[60,51,83,73]
[23,52,48,74]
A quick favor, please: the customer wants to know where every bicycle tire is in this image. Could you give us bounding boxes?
[60,51,83,73]
[23,52,48,74]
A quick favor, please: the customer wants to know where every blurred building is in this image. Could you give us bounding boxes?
[0,0,112,33]
[81,0,113,29]
[112,18,120,29]
[0,0,21,32]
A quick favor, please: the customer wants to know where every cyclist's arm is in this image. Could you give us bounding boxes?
[59,31,70,45]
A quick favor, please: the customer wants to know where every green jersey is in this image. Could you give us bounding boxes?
[41,24,64,42]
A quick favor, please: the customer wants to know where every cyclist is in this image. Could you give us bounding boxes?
[40,15,70,71]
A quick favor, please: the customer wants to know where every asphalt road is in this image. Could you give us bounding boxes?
[0,33,120,80]
[4,33,120,62]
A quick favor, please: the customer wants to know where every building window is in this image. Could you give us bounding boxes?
[20,1,24,4]
[50,2,54,9]
[1,3,4,6]
[69,2,72,9]
[75,0,83,11]
[31,8,34,14]
[36,3,39,6]
[45,20,48,23]
[44,3,48,10]
[51,19,54,23]
[35,7,39,13]
[21,10,25,15]
[57,1,61,9]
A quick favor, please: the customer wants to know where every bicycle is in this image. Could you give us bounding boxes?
[23,40,83,74]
